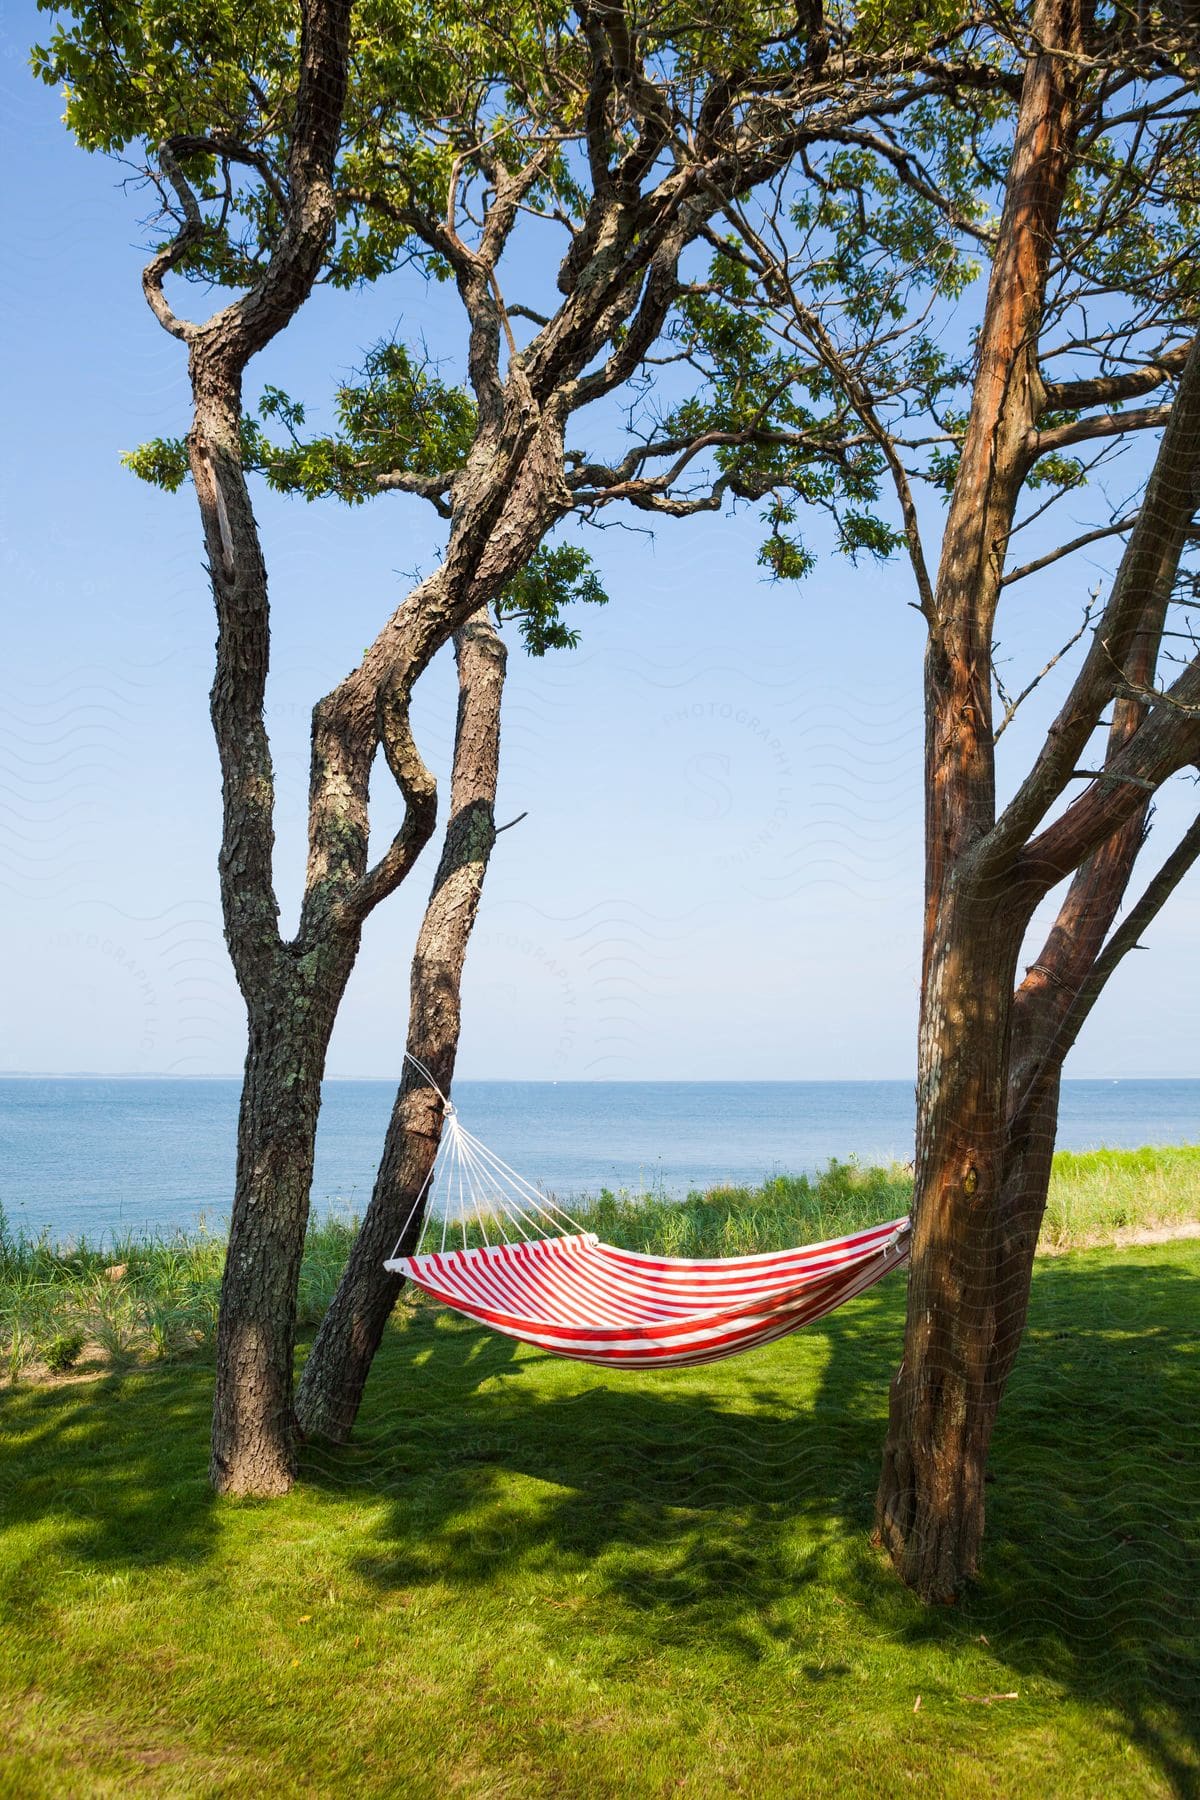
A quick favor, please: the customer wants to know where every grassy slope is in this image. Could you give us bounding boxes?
[1,1238,1197,1798]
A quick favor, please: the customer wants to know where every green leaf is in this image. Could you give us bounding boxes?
[497,544,608,656]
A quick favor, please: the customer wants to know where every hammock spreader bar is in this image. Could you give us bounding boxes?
[384,1065,910,1369]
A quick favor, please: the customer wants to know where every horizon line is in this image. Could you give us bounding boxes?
[2,1070,1196,1085]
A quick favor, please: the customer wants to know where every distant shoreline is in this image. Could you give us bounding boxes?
[3,1072,1198,1085]
[6,1079,1197,1248]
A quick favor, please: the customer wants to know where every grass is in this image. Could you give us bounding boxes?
[0,1210,356,1383]
[0,1236,1197,1796]
[1042,1143,1200,1246]
[2,1145,1198,1382]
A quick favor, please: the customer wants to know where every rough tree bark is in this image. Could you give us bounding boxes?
[876,346,1200,1596]
[875,0,1200,1597]
[211,957,352,1493]
[875,0,1092,1597]
[294,610,507,1443]
[145,0,369,1496]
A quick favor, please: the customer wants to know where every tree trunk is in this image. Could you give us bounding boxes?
[164,0,357,1499]
[987,1069,1062,1400]
[210,948,355,1493]
[874,0,1090,1600]
[882,569,1164,1564]
[295,611,507,1443]
[875,881,1029,1600]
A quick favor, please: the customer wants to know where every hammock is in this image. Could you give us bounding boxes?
[384,1064,911,1369]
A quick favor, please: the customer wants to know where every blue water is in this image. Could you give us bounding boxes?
[0,1077,1196,1247]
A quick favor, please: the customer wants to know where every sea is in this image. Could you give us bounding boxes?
[0,1076,1196,1248]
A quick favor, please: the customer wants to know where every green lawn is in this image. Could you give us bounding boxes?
[2,1238,1197,1797]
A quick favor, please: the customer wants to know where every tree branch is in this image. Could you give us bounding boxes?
[196,0,351,372]
[1000,511,1139,586]
[1026,402,1172,461]
[985,335,1200,864]
[376,468,458,517]
[994,596,1099,740]
[339,677,439,926]
[1019,658,1200,888]
[1040,340,1192,412]
[1011,807,1200,1131]
[142,142,206,341]
[823,124,999,247]
[1072,808,1200,1021]
[715,203,935,615]
[167,131,288,214]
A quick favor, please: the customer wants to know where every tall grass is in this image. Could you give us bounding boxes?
[566,1159,913,1258]
[2,1144,1197,1379]
[0,1206,355,1381]
[1041,1142,1200,1246]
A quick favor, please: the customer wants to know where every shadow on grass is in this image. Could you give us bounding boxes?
[0,1252,1196,1793]
[0,1362,218,1601]
[304,1253,1200,1795]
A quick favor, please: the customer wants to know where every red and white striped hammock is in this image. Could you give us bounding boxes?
[384,1074,910,1370]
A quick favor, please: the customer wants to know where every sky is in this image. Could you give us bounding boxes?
[2,6,1197,1083]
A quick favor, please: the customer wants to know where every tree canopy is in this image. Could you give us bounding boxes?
[37,0,1034,643]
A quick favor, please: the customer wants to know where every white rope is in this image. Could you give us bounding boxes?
[389,1149,440,1263]
[447,1123,509,1241]
[403,1051,451,1109]
[474,1140,494,1249]
[456,1122,469,1253]
[453,1126,544,1244]
[454,1123,589,1236]
[387,1062,449,1260]
[386,1049,590,1264]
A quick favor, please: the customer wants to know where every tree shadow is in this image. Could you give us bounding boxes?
[964,1253,1200,1796]
[304,1252,1199,1795]
[0,1363,218,1591]
[1,1253,1195,1794]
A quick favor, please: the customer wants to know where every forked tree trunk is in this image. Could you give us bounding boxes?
[875,0,1091,1598]
[877,822,1149,1593]
[294,611,507,1443]
[204,379,568,1486]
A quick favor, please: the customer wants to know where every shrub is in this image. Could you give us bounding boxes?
[43,1329,86,1374]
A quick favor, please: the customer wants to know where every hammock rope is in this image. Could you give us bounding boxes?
[385,1060,911,1369]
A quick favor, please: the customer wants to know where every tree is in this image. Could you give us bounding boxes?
[40,0,1006,1493]
[296,605,508,1442]
[878,2,1200,1602]
[38,0,361,1498]
[687,0,1200,1597]
[264,11,1021,1449]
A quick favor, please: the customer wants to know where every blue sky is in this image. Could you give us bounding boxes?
[3,6,1197,1081]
